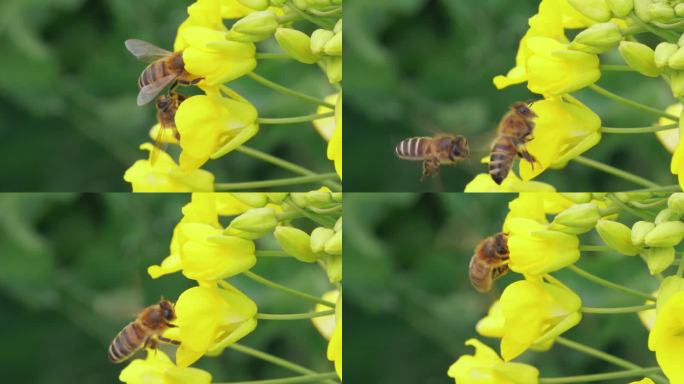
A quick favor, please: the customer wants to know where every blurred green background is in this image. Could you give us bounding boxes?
[346,193,661,383]
[0,193,333,383]
[345,0,678,191]
[0,0,335,191]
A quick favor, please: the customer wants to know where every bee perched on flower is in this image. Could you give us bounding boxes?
[122,0,342,192]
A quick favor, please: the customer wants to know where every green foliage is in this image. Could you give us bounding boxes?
[345,0,677,191]
[345,193,660,383]
[0,0,332,190]
[0,193,332,383]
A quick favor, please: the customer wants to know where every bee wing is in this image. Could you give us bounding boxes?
[125,39,172,61]
[150,124,171,166]
[137,74,176,106]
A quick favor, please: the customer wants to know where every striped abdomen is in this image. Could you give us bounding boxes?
[138,60,172,89]
[108,321,148,363]
[395,137,428,160]
[489,136,516,185]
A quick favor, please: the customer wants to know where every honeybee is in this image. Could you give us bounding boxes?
[108,299,179,363]
[469,233,509,293]
[394,134,470,180]
[124,39,201,106]
[149,89,187,164]
[489,102,538,184]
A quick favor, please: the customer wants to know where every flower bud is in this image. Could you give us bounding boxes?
[668,193,684,213]
[655,208,682,224]
[224,207,278,239]
[655,42,678,68]
[671,70,684,97]
[324,56,342,84]
[560,193,593,204]
[334,18,342,34]
[310,227,335,253]
[642,246,675,275]
[619,41,662,77]
[649,2,675,22]
[324,230,342,255]
[334,217,342,232]
[310,29,334,55]
[632,220,656,246]
[266,193,288,204]
[274,226,319,262]
[290,190,332,207]
[634,0,654,22]
[596,219,641,255]
[550,203,600,234]
[331,193,342,203]
[232,193,268,208]
[230,11,279,42]
[607,0,634,17]
[322,253,341,283]
[644,221,684,247]
[668,47,684,70]
[324,32,342,56]
[275,28,321,64]
[676,3,684,17]
[571,23,622,54]
[237,0,269,10]
[568,0,612,22]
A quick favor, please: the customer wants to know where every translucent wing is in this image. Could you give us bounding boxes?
[149,124,170,166]
[125,39,172,62]
[137,74,176,106]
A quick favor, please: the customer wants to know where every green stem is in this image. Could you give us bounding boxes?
[652,19,684,29]
[571,155,660,188]
[554,337,668,384]
[600,64,636,72]
[229,343,317,376]
[235,146,341,191]
[215,173,339,191]
[538,367,662,383]
[630,14,679,42]
[247,72,335,109]
[256,53,293,60]
[608,194,656,221]
[627,184,682,193]
[285,1,334,29]
[677,253,684,277]
[567,265,655,301]
[213,372,339,384]
[578,245,613,252]
[255,250,291,258]
[587,84,679,121]
[601,123,678,134]
[581,304,655,314]
[285,197,337,227]
[242,270,336,308]
[258,112,334,125]
[256,310,335,320]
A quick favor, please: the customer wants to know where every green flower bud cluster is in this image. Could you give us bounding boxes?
[550,203,601,234]
[275,19,342,83]
[570,22,623,54]
[292,0,343,10]
[228,10,280,42]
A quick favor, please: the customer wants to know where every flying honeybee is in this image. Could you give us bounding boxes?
[489,102,538,184]
[394,134,470,180]
[108,299,179,363]
[469,232,510,293]
[124,39,201,106]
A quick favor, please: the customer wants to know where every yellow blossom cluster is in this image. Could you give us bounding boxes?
[117,191,342,384]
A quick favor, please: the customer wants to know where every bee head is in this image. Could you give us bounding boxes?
[512,101,536,118]
[156,95,171,111]
[450,135,470,160]
[158,299,176,321]
[494,232,509,256]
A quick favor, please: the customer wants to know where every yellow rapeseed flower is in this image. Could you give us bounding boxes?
[178,223,256,281]
[630,379,655,384]
[311,290,339,340]
[174,284,258,367]
[174,0,227,52]
[175,94,258,170]
[313,94,338,141]
[648,290,684,383]
[180,26,257,85]
[123,143,215,192]
[656,104,680,153]
[476,300,554,352]
[327,292,342,380]
[464,170,556,192]
[506,218,580,275]
[499,280,582,361]
[328,91,342,179]
[447,339,539,384]
[519,98,601,181]
[502,193,574,231]
[119,349,211,384]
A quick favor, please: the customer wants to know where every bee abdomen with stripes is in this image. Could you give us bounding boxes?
[108,321,147,363]
[395,134,470,180]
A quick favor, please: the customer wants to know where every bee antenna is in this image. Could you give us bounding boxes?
[525,99,537,107]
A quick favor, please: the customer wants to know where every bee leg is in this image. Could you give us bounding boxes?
[158,336,181,346]
[514,141,537,168]
[421,157,440,181]
[144,337,158,350]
